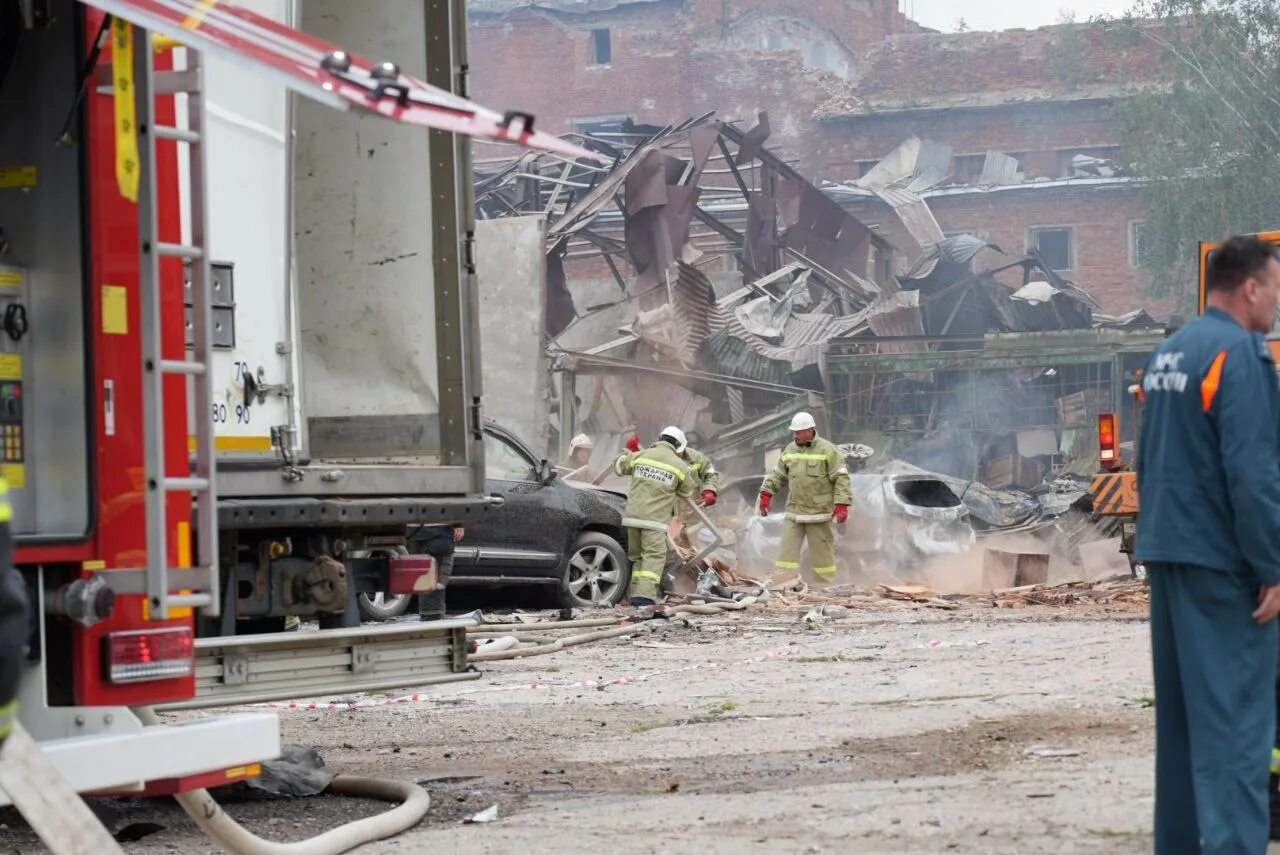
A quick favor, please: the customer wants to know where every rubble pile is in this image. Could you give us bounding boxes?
[476,113,1164,579]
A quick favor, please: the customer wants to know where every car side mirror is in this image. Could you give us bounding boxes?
[537,459,556,483]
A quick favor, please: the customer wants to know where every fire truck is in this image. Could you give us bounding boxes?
[1091,230,1280,575]
[0,0,590,807]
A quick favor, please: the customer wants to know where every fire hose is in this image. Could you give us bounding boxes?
[467,597,759,663]
[134,707,431,855]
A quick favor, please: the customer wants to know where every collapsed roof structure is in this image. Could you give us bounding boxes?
[474,113,1164,494]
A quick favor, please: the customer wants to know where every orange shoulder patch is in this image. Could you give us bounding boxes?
[1201,349,1228,412]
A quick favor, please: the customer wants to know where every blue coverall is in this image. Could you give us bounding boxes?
[1135,307,1280,854]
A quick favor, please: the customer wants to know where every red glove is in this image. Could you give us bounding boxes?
[700,490,717,507]
[758,492,772,516]
[625,435,641,453]
[833,504,849,525]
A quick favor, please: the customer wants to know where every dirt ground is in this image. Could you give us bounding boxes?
[0,597,1177,854]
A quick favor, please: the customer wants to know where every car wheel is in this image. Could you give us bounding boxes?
[558,532,629,609]
[357,591,413,621]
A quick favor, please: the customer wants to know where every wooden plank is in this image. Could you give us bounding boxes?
[0,724,125,854]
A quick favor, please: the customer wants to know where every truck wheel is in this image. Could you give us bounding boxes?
[357,592,412,621]
[558,532,629,609]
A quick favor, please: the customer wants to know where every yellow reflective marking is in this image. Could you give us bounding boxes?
[783,453,827,462]
[633,457,685,481]
[226,763,261,779]
[0,698,15,739]
[813,566,837,577]
[775,561,800,569]
[0,271,22,287]
[151,34,183,52]
[0,503,12,524]
[0,167,36,189]
[181,0,220,30]
[82,560,107,571]
[632,570,662,582]
[0,354,21,380]
[177,521,192,569]
[111,20,139,203]
[102,285,128,335]
[1,465,23,491]
[189,435,274,452]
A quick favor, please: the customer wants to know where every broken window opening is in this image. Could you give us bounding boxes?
[1129,221,1148,269]
[1028,227,1075,273]
[590,28,612,65]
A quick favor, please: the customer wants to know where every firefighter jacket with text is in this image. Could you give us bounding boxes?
[761,436,854,522]
[1134,306,1280,583]
[614,441,695,531]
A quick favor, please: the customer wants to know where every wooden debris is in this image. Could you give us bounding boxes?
[879,583,937,602]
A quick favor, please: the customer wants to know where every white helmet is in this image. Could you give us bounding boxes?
[789,412,817,432]
[569,433,593,452]
[659,425,688,453]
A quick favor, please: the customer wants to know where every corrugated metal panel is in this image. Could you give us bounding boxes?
[874,187,945,248]
[980,151,1022,186]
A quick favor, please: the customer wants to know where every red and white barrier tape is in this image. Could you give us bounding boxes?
[249,645,799,712]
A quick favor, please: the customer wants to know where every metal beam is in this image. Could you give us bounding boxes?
[827,336,1162,374]
[692,207,745,246]
[716,135,751,199]
[557,351,804,396]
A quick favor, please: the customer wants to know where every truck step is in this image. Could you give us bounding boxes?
[157,618,478,711]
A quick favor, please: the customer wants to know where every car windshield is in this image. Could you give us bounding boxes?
[484,433,537,482]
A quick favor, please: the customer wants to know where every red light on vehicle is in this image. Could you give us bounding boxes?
[105,627,194,684]
[1098,413,1120,470]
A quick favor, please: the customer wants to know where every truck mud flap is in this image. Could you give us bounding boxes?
[1090,471,1139,516]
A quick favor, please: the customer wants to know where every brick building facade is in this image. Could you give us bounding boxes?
[468,2,1175,315]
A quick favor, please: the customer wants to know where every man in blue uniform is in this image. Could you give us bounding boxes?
[1135,234,1280,853]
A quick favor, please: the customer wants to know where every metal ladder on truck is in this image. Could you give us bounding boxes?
[132,26,220,621]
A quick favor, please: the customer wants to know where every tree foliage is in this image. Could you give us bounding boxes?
[1111,0,1280,308]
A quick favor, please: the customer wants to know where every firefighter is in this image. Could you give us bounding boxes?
[557,433,594,478]
[0,478,26,744]
[1133,235,1280,853]
[614,426,694,606]
[412,524,463,621]
[758,412,851,583]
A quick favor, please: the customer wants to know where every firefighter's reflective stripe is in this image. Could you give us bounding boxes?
[775,561,800,569]
[1201,349,1229,412]
[631,570,662,583]
[1091,471,1140,516]
[632,458,685,482]
[1272,746,1280,775]
[814,566,836,578]
[623,517,668,532]
[111,20,140,203]
[782,453,827,462]
[0,698,14,741]
[788,512,831,523]
[0,478,10,524]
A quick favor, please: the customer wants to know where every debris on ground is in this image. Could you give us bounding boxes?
[1024,746,1084,758]
[212,745,335,800]
[465,805,500,824]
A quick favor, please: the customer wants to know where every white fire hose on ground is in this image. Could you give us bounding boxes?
[134,707,431,855]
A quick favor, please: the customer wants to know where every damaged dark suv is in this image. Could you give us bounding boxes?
[358,422,632,619]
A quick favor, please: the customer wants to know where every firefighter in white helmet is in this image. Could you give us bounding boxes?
[615,426,694,605]
[758,412,852,582]
[557,433,594,478]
